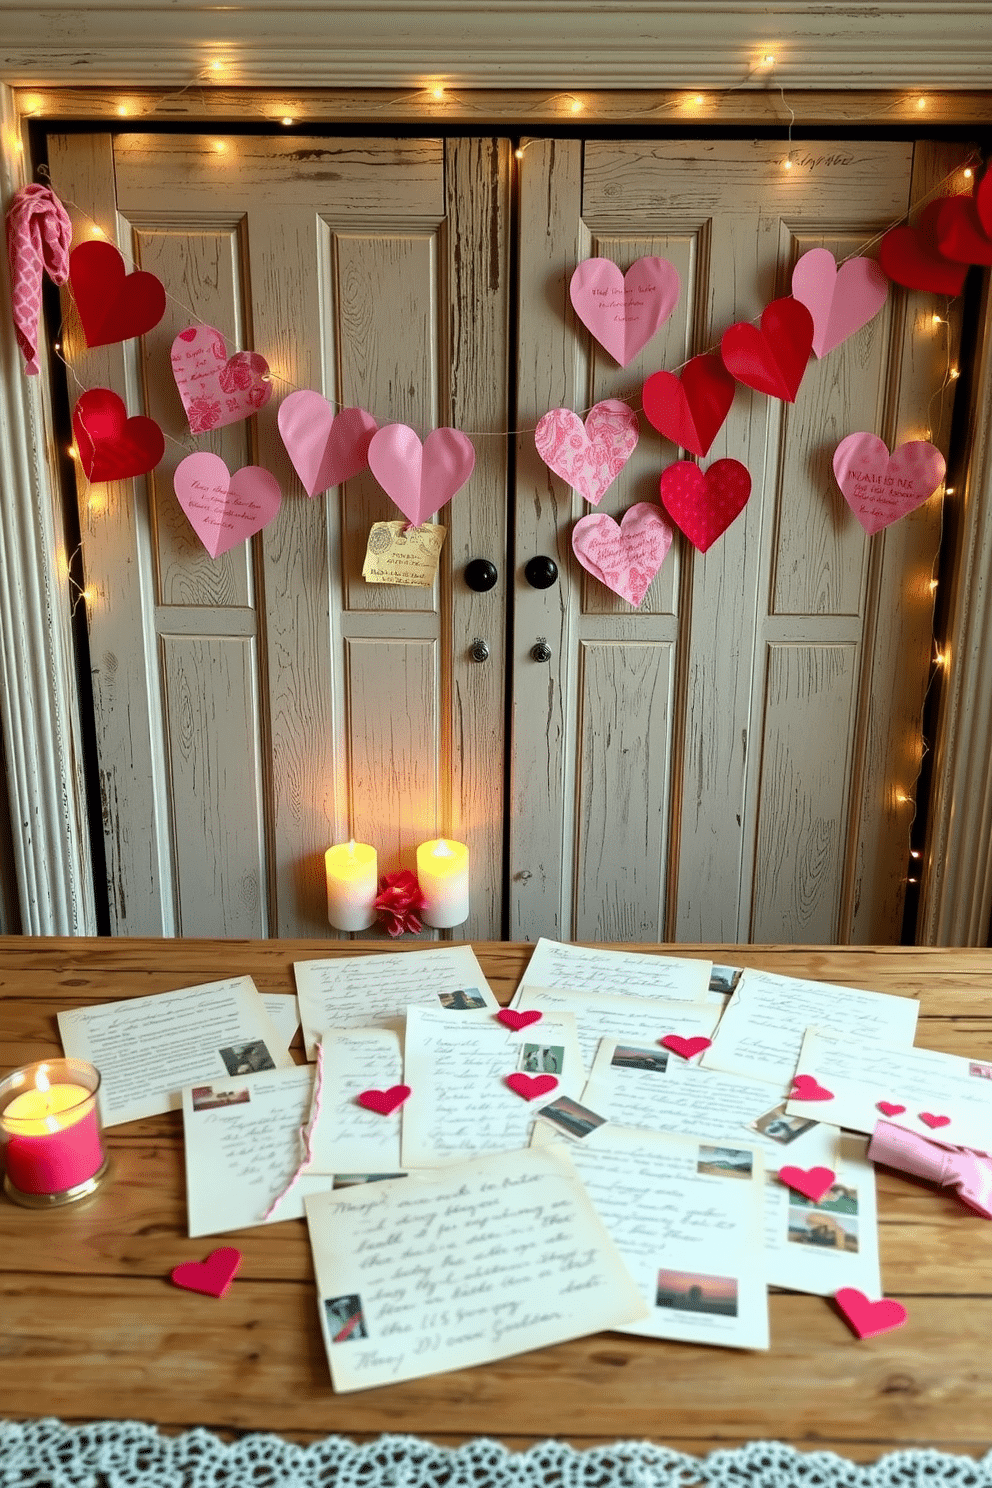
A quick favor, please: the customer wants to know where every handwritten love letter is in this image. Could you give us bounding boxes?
[516,937,714,1003]
[512,985,720,1077]
[316,1027,407,1174]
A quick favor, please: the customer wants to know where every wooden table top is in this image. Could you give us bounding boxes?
[2,936,992,1461]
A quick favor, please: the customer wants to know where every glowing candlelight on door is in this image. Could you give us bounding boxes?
[416,838,470,927]
[325,840,378,931]
[0,1059,107,1204]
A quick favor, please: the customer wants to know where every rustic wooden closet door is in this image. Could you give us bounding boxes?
[48,132,510,939]
[512,137,965,944]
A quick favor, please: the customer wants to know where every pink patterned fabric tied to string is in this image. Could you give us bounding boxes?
[868,1119,992,1219]
[5,183,73,375]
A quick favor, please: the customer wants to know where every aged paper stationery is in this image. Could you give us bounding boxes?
[294,945,498,1057]
[701,967,919,1087]
[518,937,713,1002]
[401,1005,583,1168]
[362,520,446,586]
[786,1027,992,1149]
[260,993,300,1050]
[316,1027,408,1176]
[511,985,721,1077]
[534,1123,768,1349]
[764,1135,881,1298]
[305,1145,647,1391]
[58,977,294,1126]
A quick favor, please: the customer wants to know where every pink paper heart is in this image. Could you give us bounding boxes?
[790,1074,834,1102]
[171,325,272,434]
[877,1101,907,1117]
[357,1084,411,1115]
[659,458,752,552]
[497,1009,543,1031]
[659,1034,712,1060]
[171,1247,242,1298]
[368,424,475,526]
[569,256,680,367]
[506,1072,559,1101]
[833,433,946,535]
[778,1165,837,1204]
[834,1287,908,1340]
[173,453,282,559]
[791,248,889,359]
[571,502,673,607]
[277,391,377,497]
[534,400,639,506]
[919,1111,951,1129]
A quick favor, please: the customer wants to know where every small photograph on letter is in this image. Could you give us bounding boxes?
[191,1083,250,1112]
[749,1101,818,1146]
[656,1269,738,1317]
[324,1294,368,1343]
[437,988,487,1010]
[610,1044,669,1073]
[537,1095,606,1141]
[696,1144,754,1180]
[219,1040,276,1076]
[519,1043,565,1075]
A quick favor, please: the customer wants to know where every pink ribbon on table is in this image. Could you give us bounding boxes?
[868,1120,992,1219]
[5,184,73,374]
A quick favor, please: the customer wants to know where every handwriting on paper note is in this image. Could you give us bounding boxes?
[832,433,945,535]
[171,325,272,433]
[173,453,281,559]
[569,256,680,367]
[517,938,713,1002]
[572,503,673,607]
[362,520,445,586]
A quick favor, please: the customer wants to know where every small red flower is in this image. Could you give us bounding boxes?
[374,870,427,937]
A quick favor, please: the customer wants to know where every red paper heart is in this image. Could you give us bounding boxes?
[878,201,968,295]
[790,1073,834,1102]
[69,239,166,348]
[975,167,992,240]
[935,194,992,266]
[642,354,736,457]
[720,297,813,403]
[877,1101,907,1117]
[506,1072,559,1101]
[659,1034,712,1060]
[919,1111,951,1129]
[171,1247,242,1298]
[357,1084,411,1115]
[72,389,165,482]
[498,1009,543,1031]
[834,1287,907,1340]
[778,1165,837,1204]
[659,458,752,552]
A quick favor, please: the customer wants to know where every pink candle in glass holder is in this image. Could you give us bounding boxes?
[0,1059,107,1205]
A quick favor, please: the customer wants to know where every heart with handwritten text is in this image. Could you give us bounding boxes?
[833,434,945,536]
[572,502,673,607]
[569,255,680,367]
[173,453,282,559]
[171,325,272,434]
[357,1085,411,1116]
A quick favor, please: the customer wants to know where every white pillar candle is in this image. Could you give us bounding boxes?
[325,840,378,932]
[416,837,470,928]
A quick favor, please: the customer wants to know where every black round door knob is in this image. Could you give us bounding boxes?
[525,555,558,589]
[465,558,498,592]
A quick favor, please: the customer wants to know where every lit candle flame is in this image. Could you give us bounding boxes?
[35,1068,50,1095]
[434,839,454,859]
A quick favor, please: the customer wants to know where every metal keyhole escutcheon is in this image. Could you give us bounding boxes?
[470,638,490,663]
[531,638,552,663]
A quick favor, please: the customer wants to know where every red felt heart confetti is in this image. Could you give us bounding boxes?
[497,1009,543,1031]
[659,457,752,552]
[659,1034,712,1060]
[506,1072,559,1101]
[878,201,968,295]
[834,1287,908,1340]
[72,389,165,482]
[357,1085,411,1115]
[790,1073,834,1102]
[642,353,736,458]
[778,1165,837,1204]
[69,239,166,348]
[935,194,992,266]
[919,1111,951,1129]
[877,1101,907,1117]
[171,1247,242,1298]
[720,296,814,403]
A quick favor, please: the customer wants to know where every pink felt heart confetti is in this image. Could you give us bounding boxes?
[534,400,639,506]
[791,248,889,359]
[569,255,681,367]
[72,389,164,482]
[877,1101,907,1117]
[571,502,673,607]
[506,1072,559,1101]
[497,1009,543,1031]
[834,1287,908,1340]
[642,354,736,458]
[277,391,378,496]
[778,1165,837,1204]
[790,1074,834,1102]
[357,1084,412,1115]
[832,433,945,536]
[69,239,166,348]
[659,458,752,552]
[171,325,272,434]
[173,452,282,559]
[367,424,475,526]
[659,1034,712,1060]
[171,1247,242,1298]
[919,1111,951,1129]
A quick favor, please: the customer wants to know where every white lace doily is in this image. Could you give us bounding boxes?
[2,1421,992,1488]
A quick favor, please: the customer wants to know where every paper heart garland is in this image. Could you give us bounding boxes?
[877,1101,907,1117]
[69,239,166,348]
[642,354,736,458]
[659,1034,712,1060]
[659,458,752,552]
[534,400,639,506]
[368,424,475,526]
[778,1165,837,1204]
[790,1074,834,1101]
[277,391,378,496]
[173,452,282,559]
[357,1085,411,1115]
[569,255,681,367]
[171,326,272,435]
[935,194,992,266]
[505,1072,558,1101]
[834,1287,908,1340]
[721,297,814,402]
[791,248,889,359]
[171,1247,242,1298]
[497,1009,543,1031]
[571,502,673,607]
[878,201,968,296]
[919,1111,951,1129]
[72,389,164,482]
[832,433,945,535]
